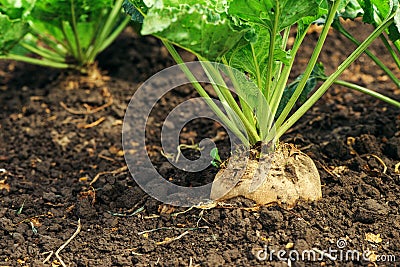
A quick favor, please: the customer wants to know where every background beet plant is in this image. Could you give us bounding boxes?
[0,0,130,71]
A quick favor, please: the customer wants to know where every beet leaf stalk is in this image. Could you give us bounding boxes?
[124,0,400,147]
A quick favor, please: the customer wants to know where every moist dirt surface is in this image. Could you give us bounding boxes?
[1,22,400,267]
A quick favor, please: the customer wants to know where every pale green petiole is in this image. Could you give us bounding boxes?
[333,21,400,88]
[380,35,400,69]
[274,0,341,133]
[0,54,72,69]
[162,40,250,146]
[221,57,255,129]
[265,24,311,135]
[199,60,260,143]
[273,12,397,141]
[264,0,280,100]
[333,80,400,108]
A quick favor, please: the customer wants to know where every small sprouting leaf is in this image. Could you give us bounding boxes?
[210,147,222,168]
[210,147,221,162]
[16,200,25,215]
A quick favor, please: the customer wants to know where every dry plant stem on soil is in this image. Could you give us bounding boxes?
[42,219,82,267]
[60,97,113,115]
[211,144,322,207]
[89,165,128,185]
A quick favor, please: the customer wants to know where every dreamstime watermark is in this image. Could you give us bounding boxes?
[255,238,396,263]
[122,62,275,207]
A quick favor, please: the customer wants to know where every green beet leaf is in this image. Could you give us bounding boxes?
[226,25,290,90]
[122,0,145,22]
[229,0,321,30]
[0,0,34,54]
[29,0,113,24]
[28,0,114,51]
[335,0,364,20]
[0,14,28,54]
[361,0,400,41]
[138,0,247,60]
[0,0,34,19]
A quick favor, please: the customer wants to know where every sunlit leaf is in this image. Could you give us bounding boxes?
[138,0,247,60]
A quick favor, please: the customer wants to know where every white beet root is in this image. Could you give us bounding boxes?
[210,144,322,207]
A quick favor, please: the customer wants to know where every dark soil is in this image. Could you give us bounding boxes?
[1,22,400,267]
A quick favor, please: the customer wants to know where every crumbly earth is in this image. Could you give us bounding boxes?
[0,22,399,266]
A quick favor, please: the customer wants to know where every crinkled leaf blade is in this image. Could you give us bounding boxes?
[0,13,29,54]
[122,0,144,22]
[229,0,321,30]
[140,1,246,60]
[0,0,35,19]
[337,0,364,19]
[361,0,400,41]
[228,0,273,27]
[279,0,321,29]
